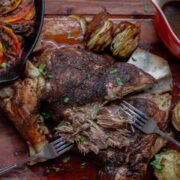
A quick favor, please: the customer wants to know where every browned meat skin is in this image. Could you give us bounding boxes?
[97,98,169,180]
[0,78,48,153]
[0,47,155,158]
[39,47,155,120]
[56,103,133,154]
[55,94,171,179]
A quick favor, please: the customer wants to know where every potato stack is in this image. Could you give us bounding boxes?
[83,12,140,58]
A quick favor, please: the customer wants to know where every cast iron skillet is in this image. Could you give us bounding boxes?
[0,0,45,84]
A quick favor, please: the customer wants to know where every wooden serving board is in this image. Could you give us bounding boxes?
[0,1,179,180]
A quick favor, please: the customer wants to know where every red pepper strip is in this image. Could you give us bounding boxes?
[0,0,34,23]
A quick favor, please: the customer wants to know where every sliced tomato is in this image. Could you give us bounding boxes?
[0,42,3,64]
[3,19,35,35]
[0,0,22,15]
[24,6,35,20]
[0,25,22,64]
[0,0,34,23]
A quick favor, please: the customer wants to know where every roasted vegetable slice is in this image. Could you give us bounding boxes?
[0,25,22,66]
[152,150,180,180]
[3,19,35,36]
[0,0,34,23]
[0,0,22,15]
[172,101,180,131]
[111,22,140,58]
[24,6,35,20]
[85,12,113,51]
[69,15,87,35]
[0,42,3,64]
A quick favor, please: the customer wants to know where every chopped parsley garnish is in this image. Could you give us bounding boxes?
[81,162,87,168]
[1,62,7,69]
[110,68,118,74]
[47,73,53,79]
[132,57,137,62]
[45,165,60,174]
[67,31,73,39]
[144,3,149,13]
[162,100,168,107]
[86,73,91,80]
[64,97,69,104]
[150,154,165,171]
[41,112,51,120]
[79,135,88,142]
[38,64,46,75]
[62,156,71,163]
[116,77,124,86]
[38,64,53,79]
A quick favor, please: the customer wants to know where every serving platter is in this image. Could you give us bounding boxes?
[0,0,179,179]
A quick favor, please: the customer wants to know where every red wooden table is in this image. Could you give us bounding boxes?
[0,1,179,180]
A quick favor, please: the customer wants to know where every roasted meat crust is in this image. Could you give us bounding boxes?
[0,78,48,153]
[98,94,171,180]
[39,47,155,120]
[0,47,155,155]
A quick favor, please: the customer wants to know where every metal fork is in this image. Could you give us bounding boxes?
[119,100,180,147]
[0,137,73,175]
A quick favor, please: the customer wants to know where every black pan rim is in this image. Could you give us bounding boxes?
[0,0,45,84]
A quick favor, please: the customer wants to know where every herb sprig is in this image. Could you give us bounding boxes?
[150,153,165,171]
[62,156,71,163]
[38,64,53,79]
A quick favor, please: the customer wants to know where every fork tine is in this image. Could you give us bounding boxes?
[54,139,66,148]
[122,100,148,120]
[51,137,64,146]
[119,106,134,119]
[120,104,145,126]
[132,121,143,130]
[57,144,74,156]
[56,143,73,153]
[120,102,147,124]
[121,102,147,123]
[119,105,144,127]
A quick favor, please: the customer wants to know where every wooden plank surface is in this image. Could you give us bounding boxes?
[0,1,180,180]
[45,0,155,15]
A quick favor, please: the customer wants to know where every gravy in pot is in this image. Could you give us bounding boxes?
[162,1,180,39]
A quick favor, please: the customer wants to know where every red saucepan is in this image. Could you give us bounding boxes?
[151,0,180,58]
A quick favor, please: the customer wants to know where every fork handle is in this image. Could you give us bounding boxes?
[155,128,180,147]
[0,155,37,176]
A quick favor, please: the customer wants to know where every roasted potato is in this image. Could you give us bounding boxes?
[69,15,87,35]
[151,150,180,180]
[85,12,113,52]
[172,101,180,131]
[111,22,140,58]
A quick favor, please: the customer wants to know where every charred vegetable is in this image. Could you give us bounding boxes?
[3,20,35,36]
[152,150,180,180]
[111,22,140,58]
[0,0,22,15]
[69,15,87,35]
[0,42,3,64]
[0,25,22,67]
[0,0,35,23]
[85,12,113,51]
[172,101,180,131]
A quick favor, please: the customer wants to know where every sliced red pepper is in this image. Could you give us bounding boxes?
[0,0,22,15]
[0,0,34,23]
[0,25,22,65]
[0,42,3,64]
